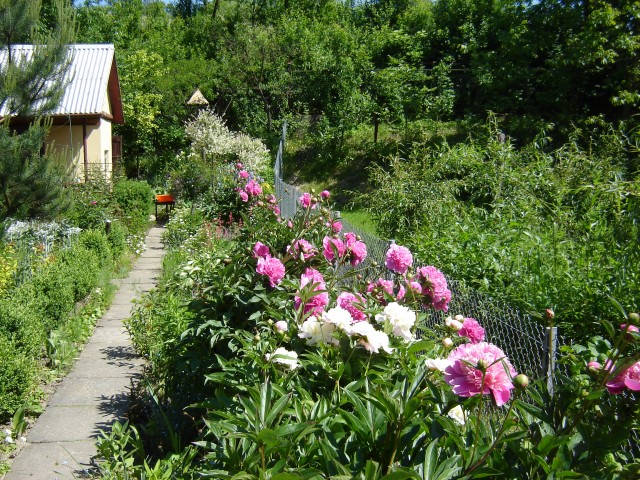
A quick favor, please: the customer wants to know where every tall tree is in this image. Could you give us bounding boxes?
[0,0,75,220]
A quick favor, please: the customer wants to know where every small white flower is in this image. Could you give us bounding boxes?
[3,428,11,436]
[265,347,299,370]
[5,435,14,444]
[448,405,466,426]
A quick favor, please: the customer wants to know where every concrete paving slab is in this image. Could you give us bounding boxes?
[26,404,125,443]
[5,226,165,479]
[3,441,97,480]
[47,376,135,407]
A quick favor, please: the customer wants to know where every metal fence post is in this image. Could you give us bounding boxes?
[543,326,558,396]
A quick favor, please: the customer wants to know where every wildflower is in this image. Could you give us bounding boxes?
[375,302,416,342]
[385,244,413,274]
[447,405,466,425]
[253,241,270,259]
[415,266,452,312]
[444,342,517,407]
[299,316,337,346]
[322,236,346,263]
[458,318,485,344]
[344,232,367,266]
[266,347,299,370]
[606,360,640,394]
[256,256,285,287]
[337,292,367,322]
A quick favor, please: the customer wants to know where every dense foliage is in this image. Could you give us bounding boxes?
[98,153,640,479]
[73,0,639,178]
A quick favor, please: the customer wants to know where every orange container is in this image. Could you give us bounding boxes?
[155,194,174,203]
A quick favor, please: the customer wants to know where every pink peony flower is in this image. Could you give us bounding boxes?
[385,244,413,274]
[288,239,317,261]
[606,361,640,394]
[323,236,346,263]
[367,278,396,304]
[236,162,244,169]
[238,170,250,179]
[245,180,262,196]
[253,241,270,259]
[331,221,343,233]
[299,192,316,209]
[287,220,294,229]
[267,194,277,204]
[294,268,329,316]
[344,232,367,266]
[416,266,452,312]
[321,190,330,199]
[444,342,517,407]
[337,291,367,322]
[239,190,249,202]
[256,256,285,288]
[458,318,485,344]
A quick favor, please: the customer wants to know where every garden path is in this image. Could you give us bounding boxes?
[3,225,165,480]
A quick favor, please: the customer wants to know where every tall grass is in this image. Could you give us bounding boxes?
[364,121,640,339]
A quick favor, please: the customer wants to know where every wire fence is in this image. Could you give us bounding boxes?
[274,121,552,379]
[275,121,640,458]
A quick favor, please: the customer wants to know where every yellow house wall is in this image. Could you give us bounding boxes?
[44,85,114,182]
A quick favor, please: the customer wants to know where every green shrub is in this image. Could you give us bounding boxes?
[26,263,75,332]
[58,244,100,302]
[0,335,38,420]
[0,297,44,358]
[78,229,112,268]
[107,221,128,258]
[112,179,153,234]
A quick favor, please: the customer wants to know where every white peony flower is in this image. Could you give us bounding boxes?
[349,321,393,354]
[323,306,353,331]
[298,316,337,346]
[375,302,416,342]
[265,347,299,370]
[425,358,452,372]
[448,405,466,426]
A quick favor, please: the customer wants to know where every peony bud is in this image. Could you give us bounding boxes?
[628,312,639,325]
[476,359,489,371]
[274,320,288,333]
[545,308,555,320]
[442,337,453,348]
[587,361,602,374]
[514,374,529,389]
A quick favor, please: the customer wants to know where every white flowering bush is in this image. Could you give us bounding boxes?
[184,109,270,176]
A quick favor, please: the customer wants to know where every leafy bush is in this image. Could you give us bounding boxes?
[78,229,112,269]
[107,221,128,258]
[0,336,38,419]
[112,179,153,234]
[0,297,45,358]
[58,245,100,302]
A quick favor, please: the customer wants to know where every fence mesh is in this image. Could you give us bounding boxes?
[275,123,549,378]
[274,122,640,458]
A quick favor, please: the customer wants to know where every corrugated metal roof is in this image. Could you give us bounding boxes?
[0,44,118,118]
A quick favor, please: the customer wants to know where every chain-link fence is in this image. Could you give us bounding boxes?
[275,122,552,379]
[275,122,640,458]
